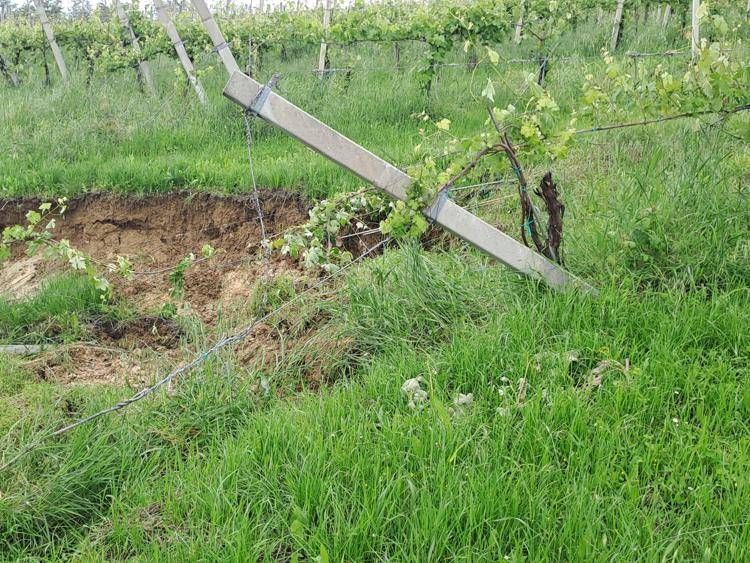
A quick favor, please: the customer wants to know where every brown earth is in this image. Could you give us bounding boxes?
[0,191,358,387]
[0,190,310,318]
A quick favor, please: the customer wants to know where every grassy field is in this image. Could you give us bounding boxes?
[2,18,750,560]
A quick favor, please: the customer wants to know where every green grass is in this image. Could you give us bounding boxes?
[0,274,104,344]
[2,248,748,559]
[0,18,692,199]
[1,18,750,561]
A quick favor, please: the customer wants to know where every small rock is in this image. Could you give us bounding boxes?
[454,393,474,407]
[401,376,425,395]
[407,388,429,410]
[402,377,428,410]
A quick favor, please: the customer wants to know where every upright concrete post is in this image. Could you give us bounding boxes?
[691,0,700,58]
[317,0,332,78]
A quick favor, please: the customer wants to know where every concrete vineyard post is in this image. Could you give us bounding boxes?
[246,35,254,77]
[317,0,332,78]
[32,0,69,82]
[190,0,240,76]
[114,0,155,93]
[610,0,626,52]
[691,0,700,58]
[514,0,525,43]
[662,4,671,27]
[153,0,206,104]
[223,71,597,295]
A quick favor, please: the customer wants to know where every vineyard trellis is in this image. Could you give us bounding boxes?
[184,0,595,291]
[1,0,747,90]
[0,0,746,287]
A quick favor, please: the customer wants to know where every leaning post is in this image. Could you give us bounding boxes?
[189,0,240,75]
[610,0,626,52]
[192,1,597,294]
[153,0,206,104]
[222,71,597,295]
[32,0,69,82]
[114,0,156,93]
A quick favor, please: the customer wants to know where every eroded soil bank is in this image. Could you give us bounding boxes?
[0,191,336,386]
[0,190,309,315]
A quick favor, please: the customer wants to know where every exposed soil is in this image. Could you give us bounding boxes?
[92,316,183,350]
[0,191,307,264]
[0,191,346,387]
[0,191,309,315]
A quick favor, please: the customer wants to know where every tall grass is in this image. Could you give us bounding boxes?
[0,18,690,199]
[0,274,102,344]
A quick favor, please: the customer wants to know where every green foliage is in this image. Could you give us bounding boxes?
[276,189,388,271]
[0,274,103,344]
[249,274,297,318]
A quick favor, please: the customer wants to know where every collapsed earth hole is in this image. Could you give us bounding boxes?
[0,190,309,269]
[0,190,310,318]
[1,190,362,386]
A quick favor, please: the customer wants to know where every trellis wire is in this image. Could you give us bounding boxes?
[270,48,708,78]
[0,237,390,473]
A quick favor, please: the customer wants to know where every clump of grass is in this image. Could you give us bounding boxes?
[0,274,102,344]
[248,274,297,319]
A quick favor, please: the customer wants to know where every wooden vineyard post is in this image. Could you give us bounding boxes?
[514,0,525,43]
[114,0,155,93]
[691,0,700,58]
[610,0,626,52]
[189,0,240,76]
[153,0,206,104]
[222,71,597,295]
[317,0,332,78]
[32,0,69,83]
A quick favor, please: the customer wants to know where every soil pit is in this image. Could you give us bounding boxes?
[0,191,309,319]
[0,191,353,387]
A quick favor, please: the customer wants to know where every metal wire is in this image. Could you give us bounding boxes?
[0,237,390,473]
